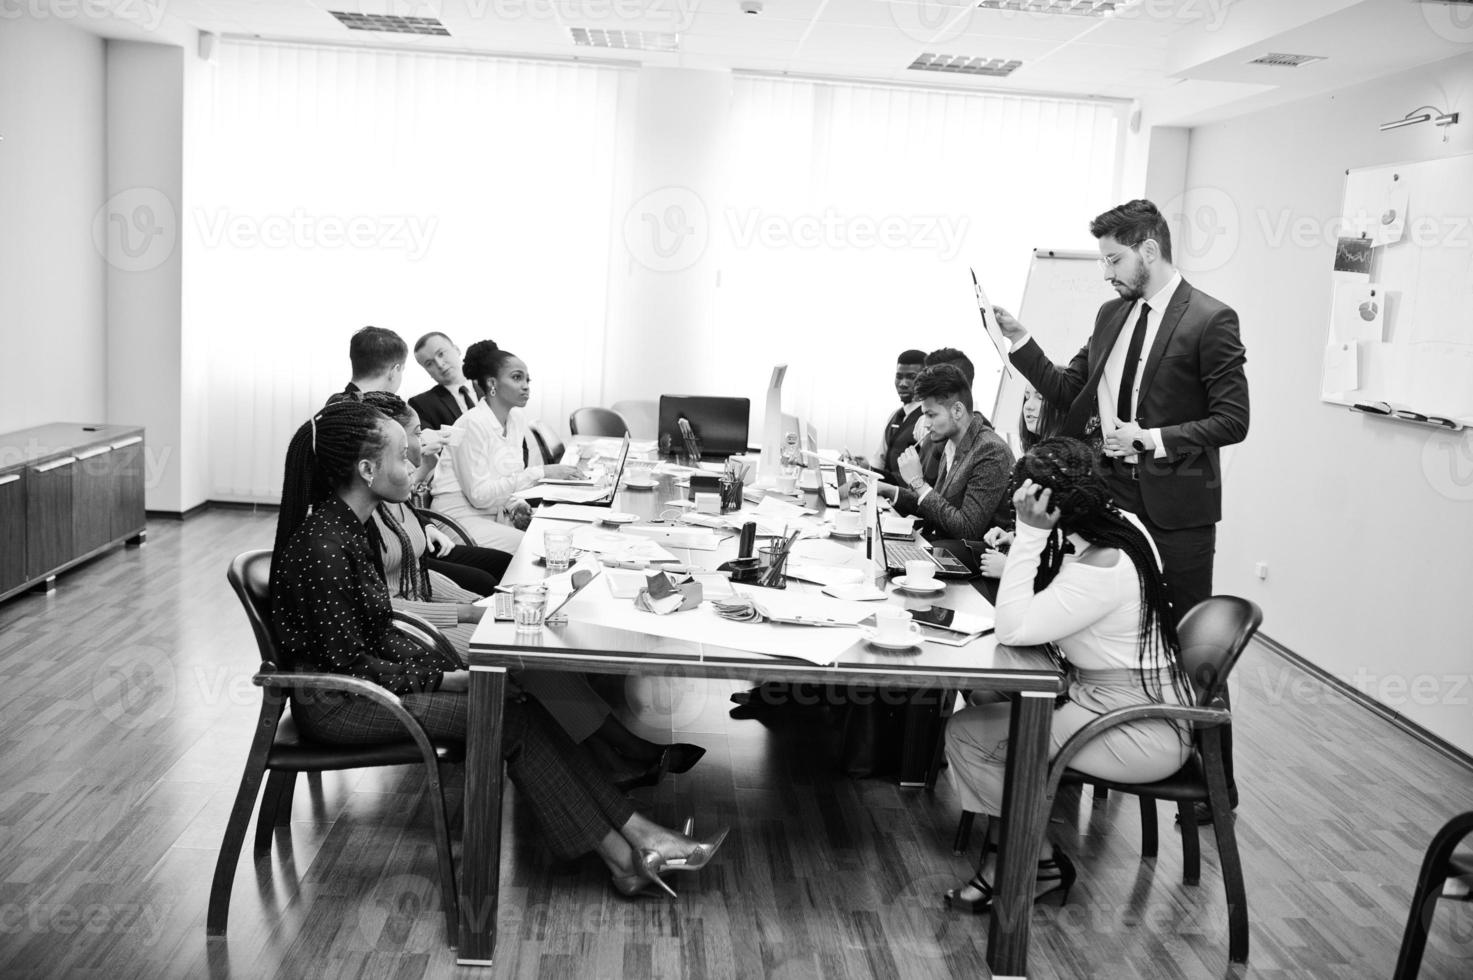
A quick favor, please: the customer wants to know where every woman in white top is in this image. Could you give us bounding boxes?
[943,436,1194,913]
[431,340,581,552]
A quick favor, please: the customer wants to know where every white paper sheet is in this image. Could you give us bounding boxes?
[1371,182,1409,247]
[513,484,612,504]
[559,585,867,665]
[972,268,1014,380]
[1321,342,1360,395]
[1330,282,1386,343]
[538,504,636,524]
[619,524,723,551]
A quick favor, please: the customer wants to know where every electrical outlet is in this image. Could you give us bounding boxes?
[1255,562,1268,580]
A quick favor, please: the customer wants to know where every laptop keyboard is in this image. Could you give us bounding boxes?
[888,539,969,574]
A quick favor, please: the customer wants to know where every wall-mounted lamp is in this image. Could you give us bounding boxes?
[1379,104,1460,141]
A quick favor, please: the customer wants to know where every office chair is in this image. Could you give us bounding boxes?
[1393,810,1473,979]
[413,507,476,549]
[569,407,630,438]
[529,419,565,465]
[208,551,465,942]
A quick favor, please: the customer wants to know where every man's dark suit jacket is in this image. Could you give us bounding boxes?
[1009,278,1249,531]
[893,414,1014,540]
[409,385,469,431]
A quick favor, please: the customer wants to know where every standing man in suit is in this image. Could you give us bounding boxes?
[994,198,1249,816]
[408,332,478,430]
[868,349,928,484]
[863,364,1014,541]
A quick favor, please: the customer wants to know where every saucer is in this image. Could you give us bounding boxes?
[862,624,924,650]
[891,575,944,594]
[623,479,658,489]
[599,512,638,525]
[827,528,863,539]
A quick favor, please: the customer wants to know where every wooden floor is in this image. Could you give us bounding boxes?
[1,509,1470,980]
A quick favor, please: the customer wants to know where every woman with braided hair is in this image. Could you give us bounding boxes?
[358,390,707,788]
[942,436,1194,913]
[268,399,726,895]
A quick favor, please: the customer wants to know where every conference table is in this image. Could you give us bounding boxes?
[456,458,1065,977]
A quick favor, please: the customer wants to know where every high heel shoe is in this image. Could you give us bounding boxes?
[659,819,729,873]
[942,849,1078,914]
[612,870,672,898]
[662,743,706,775]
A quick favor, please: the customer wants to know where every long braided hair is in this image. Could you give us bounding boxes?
[360,391,432,602]
[1013,437,1193,713]
[271,399,392,565]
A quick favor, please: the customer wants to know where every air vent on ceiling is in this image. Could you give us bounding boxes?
[570,28,679,52]
[1247,52,1326,68]
[909,53,1022,77]
[976,0,1123,17]
[329,11,450,36]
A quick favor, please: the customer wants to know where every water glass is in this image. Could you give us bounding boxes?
[544,530,574,573]
[513,584,548,631]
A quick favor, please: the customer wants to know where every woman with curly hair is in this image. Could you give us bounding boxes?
[942,436,1194,913]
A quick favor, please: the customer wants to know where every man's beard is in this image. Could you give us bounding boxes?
[1113,262,1149,300]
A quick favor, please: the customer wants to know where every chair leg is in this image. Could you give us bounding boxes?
[422,758,460,944]
[1092,785,1109,805]
[254,770,293,858]
[1139,797,1158,858]
[924,690,960,792]
[1203,732,1248,963]
[208,756,272,936]
[276,773,297,825]
[953,810,976,855]
[1393,811,1473,980]
[1177,802,1201,885]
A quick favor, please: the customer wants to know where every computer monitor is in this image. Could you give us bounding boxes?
[657,395,751,458]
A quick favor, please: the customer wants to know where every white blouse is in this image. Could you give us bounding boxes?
[434,402,544,515]
[993,518,1160,672]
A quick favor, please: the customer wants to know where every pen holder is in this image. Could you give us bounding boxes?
[719,475,744,513]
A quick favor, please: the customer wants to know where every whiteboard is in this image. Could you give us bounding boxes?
[1321,152,1473,428]
[992,249,1118,445]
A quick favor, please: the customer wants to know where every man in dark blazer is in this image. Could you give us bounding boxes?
[870,364,1014,541]
[995,198,1249,815]
[408,331,478,430]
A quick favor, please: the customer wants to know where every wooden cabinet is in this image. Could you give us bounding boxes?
[0,472,24,595]
[0,424,146,603]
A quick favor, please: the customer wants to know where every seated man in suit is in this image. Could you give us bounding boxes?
[866,348,928,483]
[328,326,407,404]
[916,347,977,474]
[863,364,1014,541]
[408,332,478,431]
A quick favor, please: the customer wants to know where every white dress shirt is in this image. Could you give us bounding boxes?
[1099,271,1180,463]
[433,402,543,513]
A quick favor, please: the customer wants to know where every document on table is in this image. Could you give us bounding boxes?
[513,484,611,503]
[560,583,871,665]
[619,524,723,551]
[539,503,630,523]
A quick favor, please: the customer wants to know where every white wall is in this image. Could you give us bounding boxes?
[105,40,189,512]
[1181,52,1473,753]
[0,19,107,433]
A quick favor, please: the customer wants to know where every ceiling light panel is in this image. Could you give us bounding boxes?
[1247,52,1327,67]
[909,53,1023,76]
[975,0,1124,16]
[570,28,680,51]
[329,11,451,36]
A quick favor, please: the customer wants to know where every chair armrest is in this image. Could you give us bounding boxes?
[392,609,466,671]
[1044,702,1231,801]
[252,671,454,757]
[413,507,475,549]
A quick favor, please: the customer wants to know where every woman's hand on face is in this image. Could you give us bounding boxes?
[1013,479,1059,529]
[543,464,582,480]
[979,549,1008,578]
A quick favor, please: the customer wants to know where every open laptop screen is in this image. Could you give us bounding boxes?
[657,395,750,458]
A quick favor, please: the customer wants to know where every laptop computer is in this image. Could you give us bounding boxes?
[874,507,976,580]
[528,436,631,507]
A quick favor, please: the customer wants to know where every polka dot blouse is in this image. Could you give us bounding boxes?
[269,494,445,695]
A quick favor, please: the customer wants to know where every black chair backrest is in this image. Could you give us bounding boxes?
[227,549,281,664]
[569,407,630,438]
[529,420,564,465]
[1175,596,1263,707]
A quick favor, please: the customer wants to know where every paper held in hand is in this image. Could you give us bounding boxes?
[971,267,1014,380]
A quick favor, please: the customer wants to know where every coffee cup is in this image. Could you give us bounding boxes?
[776,472,798,494]
[874,607,914,643]
[904,559,937,587]
[833,510,862,535]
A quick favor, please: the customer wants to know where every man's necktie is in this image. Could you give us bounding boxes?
[936,451,950,488]
[1115,302,1151,422]
[459,385,475,411]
